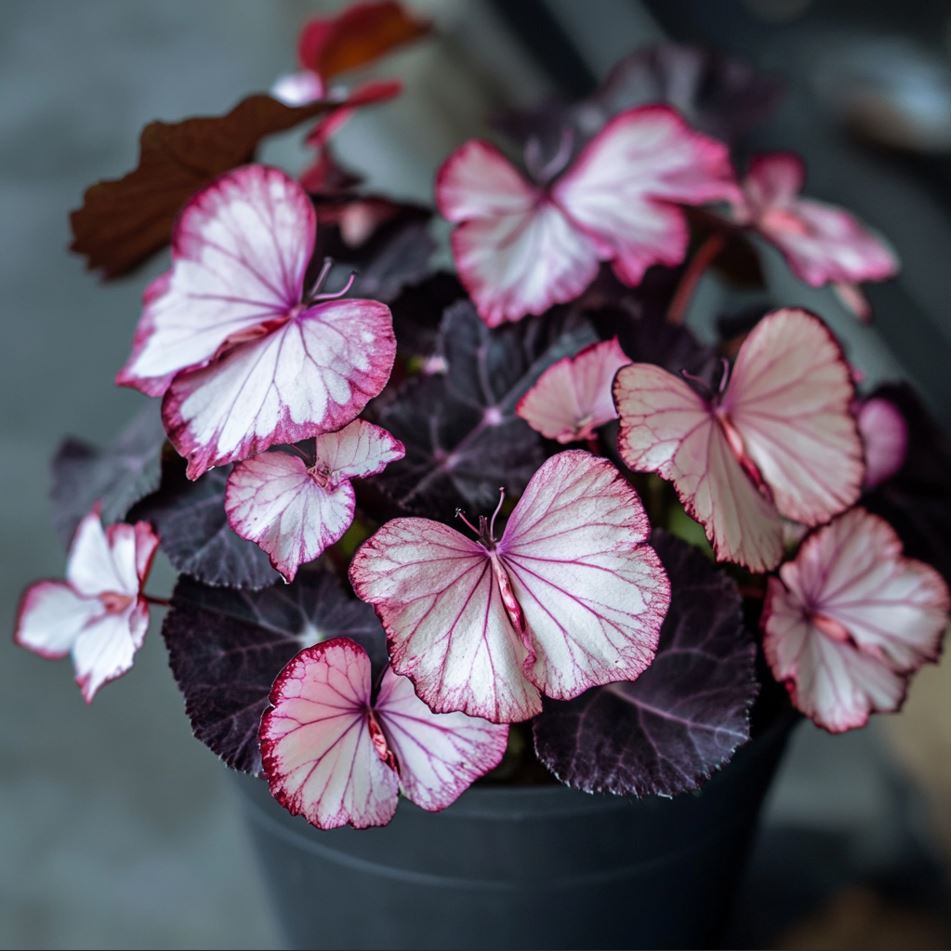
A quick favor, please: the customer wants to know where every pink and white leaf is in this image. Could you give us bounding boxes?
[722,308,864,525]
[553,105,738,286]
[162,296,396,479]
[858,396,908,489]
[14,509,160,702]
[261,639,399,829]
[763,508,949,732]
[374,666,508,811]
[225,420,404,581]
[351,451,669,722]
[614,362,785,571]
[437,140,598,328]
[312,419,405,486]
[436,109,736,326]
[516,338,629,443]
[738,152,899,290]
[225,453,355,583]
[118,165,316,396]
[615,308,862,571]
[271,70,326,106]
[351,517,541,722]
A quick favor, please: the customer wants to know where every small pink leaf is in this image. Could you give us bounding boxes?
[260,639,508,829]
[615,308,863,571]
[762,508,949,733]
[15,509,159,702]
[516,337,629,443]
[858,395,908,489]
[351,451,670,723]
[437,106,736,326]
[225,421,404,582]
[737,152,899,292]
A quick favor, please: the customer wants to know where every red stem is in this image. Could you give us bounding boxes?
[667,233,726,326]
[144,594,171,607]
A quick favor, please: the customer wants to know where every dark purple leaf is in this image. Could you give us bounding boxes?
[389,270,466,359]
[51,403,166,545]
[375,302,596,517]
[315,200,435,303]
[495,43,780,162]
[863,383,951,586]
[162,565,386,774]
[533,532,758,797]
[130,461,279,590]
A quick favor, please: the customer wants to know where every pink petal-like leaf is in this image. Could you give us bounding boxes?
[438,107,736,326]
[162,568,385,774]
[553,106,739,287]
[161,294,395,479]
[436,140,600,327]
[615,361,784,572]
[261,639,399,829]
[858,395,908,489]
[225,421,404,582]
[615,309,862,570]
[117,165,316,397]
[374,666,509,811]
[739,152,899,290]
[516,337,629,443]
[14,509,159,702]
[533,532,757,796]
[351,451,669,722]
[762,508,949,733]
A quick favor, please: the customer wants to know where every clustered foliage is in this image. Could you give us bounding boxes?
[16,2,951,831]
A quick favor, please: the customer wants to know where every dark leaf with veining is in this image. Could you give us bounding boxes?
[533,532,758,797]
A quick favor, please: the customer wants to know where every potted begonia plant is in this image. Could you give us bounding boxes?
[15,4,951,949]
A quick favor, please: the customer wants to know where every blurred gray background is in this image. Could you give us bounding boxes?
[2,1,950,948]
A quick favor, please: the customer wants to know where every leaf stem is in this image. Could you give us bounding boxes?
[144,593,171,607]
[667,232,726,326]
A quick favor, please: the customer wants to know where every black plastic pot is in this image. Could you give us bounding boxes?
[234,713,795,950]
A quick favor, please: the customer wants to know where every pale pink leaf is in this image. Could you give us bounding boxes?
[14,509,160,701]
[312,419,405,487]
[722,308,864,525]
[497,450,669,701]
[553,105,738,285]
[225,420,404,581]
[260,639,399,829]
[614,362,785,571]
[374,666,509,811]
[351,451,669,721]
[437,140,599,327]
[162,296,396,479]
[858,396,908,489]
[351,517,541,722]
[118,165,315,396]
[516,338,629,443]
[739,153,899,290]
[763,508,949,732]
[225,453,355,583]
[436,109,735,326]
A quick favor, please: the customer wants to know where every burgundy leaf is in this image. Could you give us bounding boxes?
[69,88,398,278]
[51,403,166,546]
[375,301,596,516]
[162,566,385,774]
[388,271,466,359]
[532,532,757,796]
[131,461,279,590]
